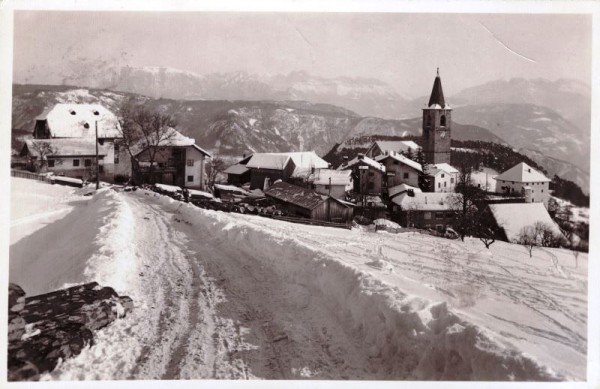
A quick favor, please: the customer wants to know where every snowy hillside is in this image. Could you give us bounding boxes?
[9,178,587,380]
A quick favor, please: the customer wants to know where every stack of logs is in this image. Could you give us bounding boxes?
[8,282,133,381]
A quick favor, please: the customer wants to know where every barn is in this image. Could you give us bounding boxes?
[264,181,353,224]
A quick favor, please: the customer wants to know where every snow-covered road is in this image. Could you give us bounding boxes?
[10,181,587,381]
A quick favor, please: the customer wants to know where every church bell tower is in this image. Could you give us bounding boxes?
[422,68,451,164]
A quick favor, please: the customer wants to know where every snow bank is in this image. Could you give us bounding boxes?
[10,188,137,298]
[144,193,560,381]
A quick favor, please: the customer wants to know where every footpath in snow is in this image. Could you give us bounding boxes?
[8,180,588,381]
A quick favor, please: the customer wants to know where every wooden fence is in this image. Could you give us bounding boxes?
[11,169,52,183]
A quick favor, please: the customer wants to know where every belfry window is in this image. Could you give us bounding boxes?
[440,115,446,127]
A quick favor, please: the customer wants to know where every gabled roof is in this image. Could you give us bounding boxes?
[389,183,422,199]
[224,163,250,175]
[426,69,451,109]
[37,103,122,139]
[288,152,330,177]
[246,153,292,170]
[339,155,386,173]
[368,140,420,156]
[131,127,210,157]
[391,191,459,211]
[488,203,562,242]
[264,181,328,210]
[24,138,108,158]
[495,162,550,183]
[428,163,459,177]
[313,169,353,186]
[375,151,422,172]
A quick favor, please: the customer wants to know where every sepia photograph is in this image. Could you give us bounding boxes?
[1,0,598,386]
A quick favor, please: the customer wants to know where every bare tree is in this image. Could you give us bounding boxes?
[205,154,226,189]
[517,225,538,258]
[451,165,486,241]
[117,98,178,184]
[29,141,61,172]
[474,209,503,249]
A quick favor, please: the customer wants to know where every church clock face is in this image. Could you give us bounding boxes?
[440,130,446,139]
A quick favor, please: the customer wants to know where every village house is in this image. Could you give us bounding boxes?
[495,162,551,207]
[244,151,329,190]
[224,154,253,186]
[427,163,459,193]
[365,140,421,159]
[338,154,386,197]
[132,128,211,190]
[264,181,353,224]
[21,103,130,182]
[312,169,353,199]
[486,202,563,243]
[374,151,422,189]
[390,191,459,232]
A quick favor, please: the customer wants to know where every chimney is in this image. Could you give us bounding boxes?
[343,155,349,161]
[358,153,364,160]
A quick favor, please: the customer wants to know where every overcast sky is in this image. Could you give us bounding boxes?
[13,12,591,98]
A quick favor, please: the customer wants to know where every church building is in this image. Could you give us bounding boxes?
[422,69,452,165]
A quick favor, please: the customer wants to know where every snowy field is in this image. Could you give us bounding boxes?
[8,178,588,381]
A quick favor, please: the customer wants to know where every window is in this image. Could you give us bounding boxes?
[541,189,544,193]
[187,175,194,182]
[441,173,445,178]
[48,159,55,168]
[435,212,444,220]
[451,178,454,184]
[426,115,432,127]
[325,185,330,190]
[73,159,80,167]
[440,115,446,126]
[114,143,120,164]
[424,212,432,220]
[438,182,441,188]
[84,159,92,167]
[99,165,104,173]
[403,172,409,179]
[444,182,447,187]
[187,159,194,167]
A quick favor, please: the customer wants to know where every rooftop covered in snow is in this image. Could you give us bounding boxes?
[495,162,550,183]
[375,151,422,172]
[488,203,562,242]
[313,169,353,186]
[339,154,386,173]
[246,151,329,177]
[392,191,459,211]
[23,138,109,158]
[367,140,421,155]
[36,104,122,139]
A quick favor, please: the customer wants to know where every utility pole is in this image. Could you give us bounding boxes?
[95,121,100,190]
[328,176,332,222]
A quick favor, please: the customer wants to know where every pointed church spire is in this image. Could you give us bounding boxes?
[428,69,446,108]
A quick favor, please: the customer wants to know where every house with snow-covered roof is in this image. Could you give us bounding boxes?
[22,103,130,182]
[338,154,385,196]
[312,169,353,199]
[245,151,329,190]
[390,191,459,231]
[132,127,211,189]
[224,154,253,186]
[264,181,353,223]
[374,151,422,189]
[487,202,563,243]
[427,163,459,193]
[365,140,421,159]
[495,162,550,207]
